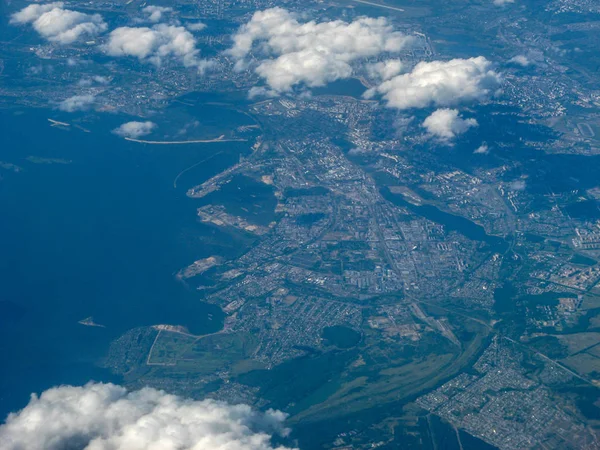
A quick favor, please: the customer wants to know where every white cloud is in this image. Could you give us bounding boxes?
[228,7,414,93]
[422,108,478,141]
[493,0,515,5]
[508,180,526,191]
[113,121,157,139]
[474,143,490,154]
[142,5,173,23]
[10,2,107,45]
[393,115,416,138]
[58,94,95,112]
[508,54,530,67]
[78,75,110,87]
[104,24,210,71]
[366,57,501,110]
[367,59,403,81]
[0,382,294,450]
[94,75,111,84]
[187,22,207,32]
[248,86,280,99]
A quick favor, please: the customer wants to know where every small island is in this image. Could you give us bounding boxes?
[78,316,105,328]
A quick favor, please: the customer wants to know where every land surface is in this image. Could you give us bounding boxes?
[3,0,600,448]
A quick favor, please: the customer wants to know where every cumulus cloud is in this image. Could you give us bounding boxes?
[113,121,157,139]
[58,94,95,112]
[508,54,530,67]
[10,2,107,44]
[366,57,501,110]
[142,5,173,23]
[508,180,526,191]
[422,108,478,141]
[93,75,110,84]
[474,143,490,154]
[367,59,403,81]
[228,7,414,93]
[248,86,281,99]
[187,22,207,32]
[0,382,294,450]
[78,75,110,87]
[393,115,416,138]
[104,24,210,70]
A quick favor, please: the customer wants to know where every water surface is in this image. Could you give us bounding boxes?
[0,107,251,416]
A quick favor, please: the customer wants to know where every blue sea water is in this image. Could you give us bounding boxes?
[0,108,251,417]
